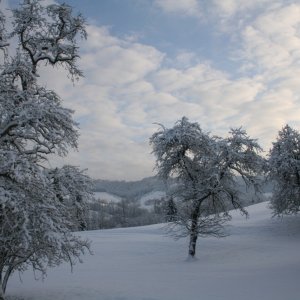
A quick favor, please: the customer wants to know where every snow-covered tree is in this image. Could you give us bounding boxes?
[268,125,300,215]
[50,165,94,231]
[150,117,264,257]
[0,1,93,298]
[165,196,177,222]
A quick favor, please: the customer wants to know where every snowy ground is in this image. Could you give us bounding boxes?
[8,202,300,300]
[93,192,121,203]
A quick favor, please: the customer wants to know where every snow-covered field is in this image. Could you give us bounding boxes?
[8,202,300,300]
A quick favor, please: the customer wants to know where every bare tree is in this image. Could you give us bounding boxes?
[0,1,92,298]
[150,117,264,258]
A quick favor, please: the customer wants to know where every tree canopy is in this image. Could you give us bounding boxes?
[150,117,264,257]
[0,1,93,298]
[268,124,300,215]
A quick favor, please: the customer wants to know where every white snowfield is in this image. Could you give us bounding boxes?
[9,202,300,300]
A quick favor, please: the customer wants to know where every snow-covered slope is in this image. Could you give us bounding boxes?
[9,202,300,300]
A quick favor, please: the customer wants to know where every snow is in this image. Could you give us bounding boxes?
[8,201,300,300]
[139,190,166,207]
[93,192,121,203]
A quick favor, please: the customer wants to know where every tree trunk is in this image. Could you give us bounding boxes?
[188,231,198,257]
[188,201,201,258]
[0,279,5,300]
[1,265,15,299]
[188,212,199,257]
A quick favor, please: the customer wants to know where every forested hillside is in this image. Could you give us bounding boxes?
[93,176,166,199]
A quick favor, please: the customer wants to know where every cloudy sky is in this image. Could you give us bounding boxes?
[6,0,300,180]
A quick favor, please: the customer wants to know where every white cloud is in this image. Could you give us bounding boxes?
[154,0,202,17]
[211,0,276,18]
[239,4,300,73]
[172,51,199,68]
[152,0,280,26]
[43,31,272,178]
[32,2,300,179]
[81,26,164,87]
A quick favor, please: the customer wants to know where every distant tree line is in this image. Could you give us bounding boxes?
[86,197,166,230]
[88,174,270,232]
[93,176,166,199]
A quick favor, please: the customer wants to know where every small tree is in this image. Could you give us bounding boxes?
[268,125,300,215]
[50,165,94,231]
[0,1,93,298]
[165,196,177,222]
[150,117,264,257]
